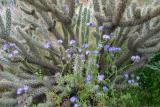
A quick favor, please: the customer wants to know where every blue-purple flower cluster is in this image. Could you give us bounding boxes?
[123,73,140,87]
[70,96,80,107]
[85,73,108,94]
[1,42,19,59]
[104,44,121,53]
[131,55,141,62]
[16,85,29,95]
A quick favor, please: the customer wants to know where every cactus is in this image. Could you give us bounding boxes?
[0,0,160,106]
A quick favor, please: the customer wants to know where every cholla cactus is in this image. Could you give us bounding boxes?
[0,0,160,106]
[95,0,160,72]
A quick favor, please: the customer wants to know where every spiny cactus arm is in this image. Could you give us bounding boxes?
[61,24,69,46]
[5,8,11,36]
[18,26,60,58]
[101,0,107,17]
[0,80,19,90]
[51,0,57,4]
[131,27,160,51]
[112,0,129,27]
[39,0,71,23]
[37,102,54,107]
[115,27,130,47]
[81,7,87,43]
[93,0,100,13]
[75,5,82,43]
[66,0,75,19]
[12,20,26,28]
[119,5,160,27]
[104,0,116,17]
[0,98,18,107]
[1,91,16,98]
[16,72,36,80]
[137,42,160,54]
[18,1,39,19]
[23,17,41,28]
[92,31,100,44]
[22,80,44,88]
[16,27,40,58]
[21,0,47,11]
[36,9,63,41]
[115,51,132,67]
[2,35,60,72]
[22,87,48,106]
[94,13,112,23]
[127,32,139,52]
[0,72,20,82]
[0,15,5,35]
[20,6,38,19]
[20,0,70,23]
[26,55,60,73]
[122,56,148,74]
[144,38,160,47]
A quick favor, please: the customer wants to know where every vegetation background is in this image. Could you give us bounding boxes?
[80,0,160,106]
[0,0,159,107]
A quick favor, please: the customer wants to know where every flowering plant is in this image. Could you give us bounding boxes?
[0,0,160,106]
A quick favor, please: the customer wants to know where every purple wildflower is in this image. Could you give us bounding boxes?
[65,48,72,54]
[74,104,80,107]
[86,50,91,55]
[108,47,121,52]
[70,96,77,103]
[23,85,29,92]
[12,50,19,55]
[104,45,110,51]
[97,74,105,82]
[57,39,63,44]
[82,43,88,49]
[86,74,92,82]
[128,80,132,84]
[16,85,29,95]
[91,50,99,54]
[103,85,108,92]
[8,53,14,58]
[2,43,10,51]
[128,79,135,84]
[98,26,104,31]
[69,40,76,46]
[131,56,135,61]
[10,43,16,47]
[124,73,129,79]
[103,34,111,40]
[16,88,23,95]
[43,41,51,49]
[131,55,140,62]
[86,22,96,27]
[135,55,140,62]
[80,54,85,62]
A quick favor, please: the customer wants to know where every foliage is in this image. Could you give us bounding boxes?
[137,52,160,106]
[0,0,160,106]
